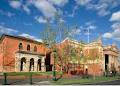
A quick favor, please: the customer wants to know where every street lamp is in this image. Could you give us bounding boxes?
[52,49,57,81]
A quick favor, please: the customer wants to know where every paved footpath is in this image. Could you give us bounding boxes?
[34,81,52,85]
[0,78,52,85]
[87,79,120,85]
[1,76,120,85]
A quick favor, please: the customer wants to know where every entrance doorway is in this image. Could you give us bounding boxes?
[37,59,41,71]
[105,54,109,71]
[20,57,26,71]
[45,53,52,71]
[29,58,34,71]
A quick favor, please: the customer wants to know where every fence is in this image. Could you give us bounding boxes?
[0,72,62,85]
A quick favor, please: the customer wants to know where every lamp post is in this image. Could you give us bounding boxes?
[52,49,57,81]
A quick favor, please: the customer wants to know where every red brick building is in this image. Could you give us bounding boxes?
[56,38,120,76]
[0,34,119,77]
[0,34,53,72]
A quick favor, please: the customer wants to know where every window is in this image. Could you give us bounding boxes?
[19,43,23,50]
[34,46,37,52]
[27,44,30,51]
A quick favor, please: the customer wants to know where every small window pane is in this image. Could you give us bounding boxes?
[19,43,23,50]
[27,45,30,51]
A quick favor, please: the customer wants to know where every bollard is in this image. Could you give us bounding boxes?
[29,72,32,85]
[3,73,7,85]
[52,71,57,81]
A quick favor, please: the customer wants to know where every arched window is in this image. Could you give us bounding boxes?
[27,44,30,51]
[19,43,23,50]
[34,46,37,52]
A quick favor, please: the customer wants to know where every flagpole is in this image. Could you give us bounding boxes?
[87,28,90,58]
[88,28,90,44]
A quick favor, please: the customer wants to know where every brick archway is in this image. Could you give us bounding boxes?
[20,57,26,71]
[29,58,34,71]
[37,59,41,71]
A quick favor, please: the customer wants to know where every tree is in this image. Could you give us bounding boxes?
[84,47,100,79]
[40,13,71,79]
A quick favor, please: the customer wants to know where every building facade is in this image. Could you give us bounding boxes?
[57,37,120,76]
[0,34,53,72]
[0,34,119,76]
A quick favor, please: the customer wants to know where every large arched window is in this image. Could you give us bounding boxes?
[34,46,37,52]
[27,44,30,51]
[19,43,23,50]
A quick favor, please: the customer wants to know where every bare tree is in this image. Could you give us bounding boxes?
[84,47,100,79]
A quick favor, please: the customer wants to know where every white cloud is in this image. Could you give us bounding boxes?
[85,22,97,30]
[68,5,79,17]
[23,5,30,14]
[74,0,120,17]
[103,33,112,38]
[69,28,81,36]
[0,25,18,34]
[9,1,21,9]
[48,0,68,7]
[111,22,120,30]
[24,23,32,26]
[59,18,65,23]
[87,25,96,30]
[97,9,110,16]
[103,22,120,41]
[86,1,110,16]
[0,10,15,17]
[110,11,120,21]
[9,0,68,18]
[35,16,47,23]
[9,1,31,14]
[75,0,91,6]
[79,22,97,36]
[33,0,57,18]
[111,23,120,40]
[19,33,42,42]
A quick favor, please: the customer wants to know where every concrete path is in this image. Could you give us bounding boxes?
[87,79,120,85]
[34,81,52,85]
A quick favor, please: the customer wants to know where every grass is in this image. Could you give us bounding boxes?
[51,76,120,85]
[1,72,119,85]
[1,71,63,76]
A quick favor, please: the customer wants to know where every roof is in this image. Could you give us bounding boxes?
[0,34,43,44]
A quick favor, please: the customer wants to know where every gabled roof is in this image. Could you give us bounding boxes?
[0,34,43,44]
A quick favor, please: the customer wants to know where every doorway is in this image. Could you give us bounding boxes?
[105,54,109,71]
[45,53,52,71]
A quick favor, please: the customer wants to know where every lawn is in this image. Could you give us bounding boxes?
[51,76,120,85]
[1,71,63,76]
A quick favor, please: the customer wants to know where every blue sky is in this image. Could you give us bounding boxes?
[0,0,120,48]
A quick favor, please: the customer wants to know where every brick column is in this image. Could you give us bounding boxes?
[26,58,30,72]
[34,59,38,72]
[15,58,20,72]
